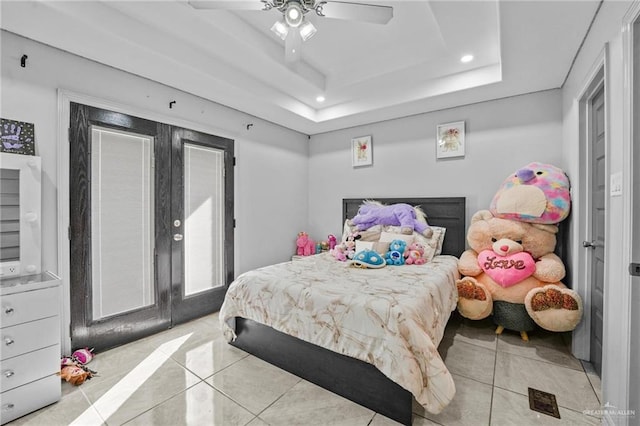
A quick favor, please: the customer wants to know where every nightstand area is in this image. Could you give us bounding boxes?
[1,272,62,425]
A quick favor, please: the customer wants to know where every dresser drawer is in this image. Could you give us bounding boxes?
[0,374,60,425]
[0,317,59,361]
[1,345,60,392]
[1,286,60,328]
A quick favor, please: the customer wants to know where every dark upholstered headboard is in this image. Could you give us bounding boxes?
[343,197,466,257]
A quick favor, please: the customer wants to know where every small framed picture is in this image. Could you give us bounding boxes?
[352,135,373,167]
[1,118,36,156]
[436,121,465,159]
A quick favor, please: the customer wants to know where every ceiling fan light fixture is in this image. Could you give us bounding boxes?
[271,20,289,40]
[299,20,317,41]
[284,2,304,27]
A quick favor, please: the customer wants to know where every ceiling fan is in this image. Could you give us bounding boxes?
[188,0,393,62]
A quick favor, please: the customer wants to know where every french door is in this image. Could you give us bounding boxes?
[69,103,233,351]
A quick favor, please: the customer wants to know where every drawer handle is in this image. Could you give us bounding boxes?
[3,370,14,378]
[4,307,14,315]
[2,403,15,411]
[4,338,14,346]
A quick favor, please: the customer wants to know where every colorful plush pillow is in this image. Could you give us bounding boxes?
[490,162,571,224]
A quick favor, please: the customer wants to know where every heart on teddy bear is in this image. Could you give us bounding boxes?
[478,250,536,287]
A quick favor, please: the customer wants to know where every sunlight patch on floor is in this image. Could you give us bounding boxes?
[69,333,193,425]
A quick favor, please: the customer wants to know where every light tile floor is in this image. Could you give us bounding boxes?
[9,312,603,426]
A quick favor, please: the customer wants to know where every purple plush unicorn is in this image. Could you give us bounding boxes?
[349,201,432,237]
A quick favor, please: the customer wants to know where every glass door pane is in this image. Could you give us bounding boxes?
[90,126,155,319]
[183,143,225,296]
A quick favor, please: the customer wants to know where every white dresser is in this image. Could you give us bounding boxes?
[0,272,61,425]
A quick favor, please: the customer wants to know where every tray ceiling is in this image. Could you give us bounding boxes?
[0,1,600,135]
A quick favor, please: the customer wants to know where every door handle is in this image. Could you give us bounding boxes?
[582,240,597,249]
[173,234,183,242]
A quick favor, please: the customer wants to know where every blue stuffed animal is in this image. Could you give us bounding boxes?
[385,239,408,265]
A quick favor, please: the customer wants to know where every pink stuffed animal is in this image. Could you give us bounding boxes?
[296,232,316,256]
[330,245,348,261]
[404,243,427,265]
[328,234,337,250]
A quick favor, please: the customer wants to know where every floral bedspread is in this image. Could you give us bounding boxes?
[219,252,459,414]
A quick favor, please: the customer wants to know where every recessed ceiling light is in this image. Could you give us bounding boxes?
[460,54,474,63]
[316,95,325,103]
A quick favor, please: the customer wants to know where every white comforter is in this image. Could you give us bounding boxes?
[220,252,459,414]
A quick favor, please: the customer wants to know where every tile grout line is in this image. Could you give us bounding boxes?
[492,384,603,422]
[579,360,603,405]
[487,329,499,426]
[251,377,303,418]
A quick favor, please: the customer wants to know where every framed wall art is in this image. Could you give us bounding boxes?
[1,118,36,156]
[436,121,465,159]
[352,135,372,167]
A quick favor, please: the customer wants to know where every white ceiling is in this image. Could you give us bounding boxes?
[0,0,600,135]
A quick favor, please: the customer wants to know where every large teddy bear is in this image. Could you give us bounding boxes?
[456,162,582,340]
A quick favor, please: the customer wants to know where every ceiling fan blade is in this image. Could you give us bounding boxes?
[188,1,268,10]
[285,29,302,63]
[317,1,393,24]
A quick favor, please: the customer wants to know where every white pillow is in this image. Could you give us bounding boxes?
[355,240,374,252]
[379,231,414,245]
[355,240,391,255]
[431,226,447,255]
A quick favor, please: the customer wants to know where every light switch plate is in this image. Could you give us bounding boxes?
[610,172,623,197]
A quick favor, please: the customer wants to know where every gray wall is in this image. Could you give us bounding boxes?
[560,0,637,418]
[308,89,564,243]
[0,30,309,276]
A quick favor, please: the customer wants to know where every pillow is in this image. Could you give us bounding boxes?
[379,231,414,245]
[430,226,447,255]
[356,240,390,255]
[340,219,352,242]
[355,240,374,251]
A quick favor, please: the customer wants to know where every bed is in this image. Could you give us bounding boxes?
[220,197,466,425]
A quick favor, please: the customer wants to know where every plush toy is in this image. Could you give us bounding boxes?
[328,234,337,250]
[330,232,360,261]
[350,249,387,269]
[385,239,408,265]
[72,347,94,364]
[59,365,93,386]
[404,242,427,265]
[456,210,582,340]
[296,232,316,256]
[490,162,571,224]
[59,347,96,386]
[331,245,348,261]
[349,201,432,237]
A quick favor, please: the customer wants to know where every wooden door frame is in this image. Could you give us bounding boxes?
[57,89,237,354]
